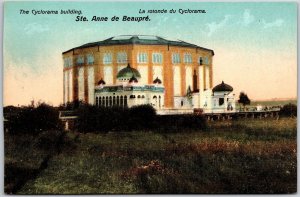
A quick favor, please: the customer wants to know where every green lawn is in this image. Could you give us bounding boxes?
[15,118,297,194]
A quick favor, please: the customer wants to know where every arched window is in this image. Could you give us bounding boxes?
[106,96,108,107]
[116,96,120,106]
[120,96,124,106]
[141,95,145,98]
[153,95,157,107]
[124,95,128,107]
[109,96,112,106]
[113,96,116,106]
[96,97,99,106]
[159,95,161,108]
[99,97,102,106]
[102,97,105,106]
[219,98,224,106]
[130,95,135,99]
[137,95,141,99]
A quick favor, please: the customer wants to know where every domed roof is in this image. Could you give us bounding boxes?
[117,64,141,79]
[212,81,233,92]
[153,77,162,84]
[63,35,214,55]
[129,75,138,83]
[97,78,106,85]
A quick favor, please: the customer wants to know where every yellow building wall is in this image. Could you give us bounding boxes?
[62,44,214,108]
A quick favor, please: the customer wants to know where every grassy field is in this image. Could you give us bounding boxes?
[8,118,297,194]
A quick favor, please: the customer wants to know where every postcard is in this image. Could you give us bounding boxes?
[3,1,297,194]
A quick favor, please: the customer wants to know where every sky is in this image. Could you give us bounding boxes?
[3,2,297,106]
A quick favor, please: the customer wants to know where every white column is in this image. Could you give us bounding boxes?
[173,66,181,96]
[199,65,204,92]
[78,67,84,101]
[199,65,204,107]
[206,65,210,89]
[68,69,73,102]
[104,66,113,85]
[185,66,192,91]
[64,71,68,104]
[88,66,94,104]
[153,66,163,83]
[137,65,148,84]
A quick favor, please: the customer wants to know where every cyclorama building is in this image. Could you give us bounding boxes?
[63,35,235,113]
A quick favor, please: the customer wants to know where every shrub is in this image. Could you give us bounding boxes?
[280,103,297,117]
[128,105,156,130]
[7,103,63,134]
[75,104,156,133]
[75,104,206,133]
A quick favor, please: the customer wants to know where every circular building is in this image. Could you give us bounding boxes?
[62,35,214,108]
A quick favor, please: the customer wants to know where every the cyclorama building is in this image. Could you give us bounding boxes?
[63,35,235,114]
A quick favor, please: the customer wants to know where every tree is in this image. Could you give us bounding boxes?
[238,92,251,109]
[280,103,297,117]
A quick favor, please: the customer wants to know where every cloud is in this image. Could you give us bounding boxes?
[262,19,284,28]
[242,9,255,26]
[24,22,50,35]
[206,15,231,37]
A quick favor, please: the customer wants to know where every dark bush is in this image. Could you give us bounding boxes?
[75,104,127,132]
[7,103,63,134]
[75,104,156,133]
[280,103,297,117]
[128,105,156,130]
[75,104,207,133]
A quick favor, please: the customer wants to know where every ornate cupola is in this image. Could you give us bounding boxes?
[212,81,233,92]
[97,78,106,85]
[153,77,162,84]
[117,64,141,82]
[129,75,138,83]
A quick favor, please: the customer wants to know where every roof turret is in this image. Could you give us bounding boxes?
[117,64,141,79]
[129,75,138,83]
[153,77,162,84]
[212,81,233,92]
[97,78,106,85]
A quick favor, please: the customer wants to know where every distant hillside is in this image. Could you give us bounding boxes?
[236,99,297,107]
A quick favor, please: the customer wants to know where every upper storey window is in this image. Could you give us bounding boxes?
[103,53,113,64]
[76,56,84,65]
[138,53,148,63]
[204,57,209,65]
[184,53,192,64]
[64,57,73,68]
[152,53,163,64]
[87,54,94,65]
[117,52,128,63]
[172,53,181,64]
